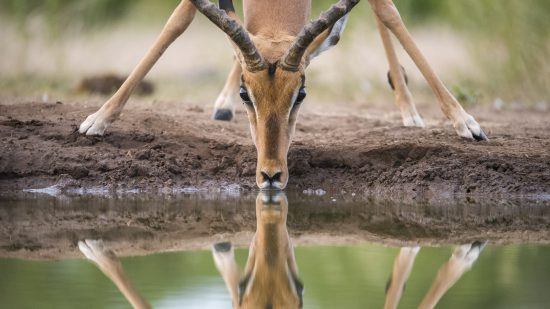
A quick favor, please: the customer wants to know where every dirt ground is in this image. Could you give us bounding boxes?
[1,99,549,197]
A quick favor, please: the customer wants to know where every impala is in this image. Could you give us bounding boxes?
[79,0,488,189]
[79,191,303,309]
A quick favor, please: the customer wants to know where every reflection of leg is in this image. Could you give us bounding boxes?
[368,0,487,140]
[78,239,151,309]
[374,15,424,128]
[213,60,241,121]
[212,242,240,306]
[79,1,197,135]
[384,247,420,309]
[419,242,486,309]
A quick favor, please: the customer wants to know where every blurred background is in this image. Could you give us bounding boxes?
[0,0,549,111]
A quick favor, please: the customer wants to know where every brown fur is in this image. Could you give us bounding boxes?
[238,194,301,309]
[243,0,311,37]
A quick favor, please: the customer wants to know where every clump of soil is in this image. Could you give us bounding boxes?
[76,74,154,96]
[0,100,549,198]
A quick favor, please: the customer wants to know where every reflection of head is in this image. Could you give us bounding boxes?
[212,191,303,308]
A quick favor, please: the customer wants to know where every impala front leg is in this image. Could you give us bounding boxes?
[79,1,196,135]
[212,60,241,121]
[78,240,151,309]
[384,247,420,309]
[419,242,486,309]
[375,15,424,128]
[368,0,488,140]
[211,242,241,307]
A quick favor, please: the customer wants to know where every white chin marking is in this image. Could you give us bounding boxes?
[258,181,283,190]
[260,191,284,203]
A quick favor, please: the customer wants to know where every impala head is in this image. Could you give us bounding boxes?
[212,191,303,308]
[191,0,358,189]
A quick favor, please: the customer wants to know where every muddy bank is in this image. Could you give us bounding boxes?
[1,192,549,259]
[1,101,549,198]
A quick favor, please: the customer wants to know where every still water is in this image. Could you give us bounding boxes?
[1,243,550,308]
[1,191,549,308]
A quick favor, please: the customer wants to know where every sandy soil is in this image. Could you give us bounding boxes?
[1,100,549,198]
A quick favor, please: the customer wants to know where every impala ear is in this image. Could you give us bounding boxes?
[305,14,349,64]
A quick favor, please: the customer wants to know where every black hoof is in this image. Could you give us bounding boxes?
[470,240,488,251]
[213,241,232,252]
[473,128,489,141]
[213,109,233,121]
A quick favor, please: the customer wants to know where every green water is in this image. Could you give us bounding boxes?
[1,243,550,308]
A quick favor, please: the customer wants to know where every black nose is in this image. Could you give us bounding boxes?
[261,171,282,186]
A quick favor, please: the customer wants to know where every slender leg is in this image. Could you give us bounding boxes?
[78,240,151,309]
[211,242,240,307]
[384,247,420,309]
[212,59,241,121]
[375,15,424,128]
[79,0,197,135]
[368,0,488,140]
[419,242,486,309]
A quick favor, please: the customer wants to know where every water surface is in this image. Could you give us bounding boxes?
[1,243,550,308]
[0,190,549,308]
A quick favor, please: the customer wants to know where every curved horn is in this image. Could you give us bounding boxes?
[189,0,266,72]
[279,0,360,72]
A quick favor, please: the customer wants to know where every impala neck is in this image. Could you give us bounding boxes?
[243,0,311,37]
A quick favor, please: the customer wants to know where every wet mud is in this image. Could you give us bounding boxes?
[1,193,549,259]
[1,101,549,198]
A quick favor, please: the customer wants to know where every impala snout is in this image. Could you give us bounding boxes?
[257,161,288,190]
[241,62,305,190]
[254,113,292,190]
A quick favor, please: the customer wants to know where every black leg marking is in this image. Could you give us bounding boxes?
[213,108,233,121]
[213,241,232,252]
[387,65,409,91]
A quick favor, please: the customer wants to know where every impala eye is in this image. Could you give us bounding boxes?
[240,86,252,104]
[295,87,307,104]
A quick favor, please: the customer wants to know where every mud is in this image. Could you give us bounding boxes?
[1,101,549,198]
[1,192,549,260]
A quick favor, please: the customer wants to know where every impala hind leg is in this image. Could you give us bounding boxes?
[368,0,487,140]
[213,60,241,121]
[375,15,424,128]
[79,1,196,135]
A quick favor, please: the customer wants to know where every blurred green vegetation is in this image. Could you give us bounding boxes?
[2,244,550,308]
[1,0,549,103]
